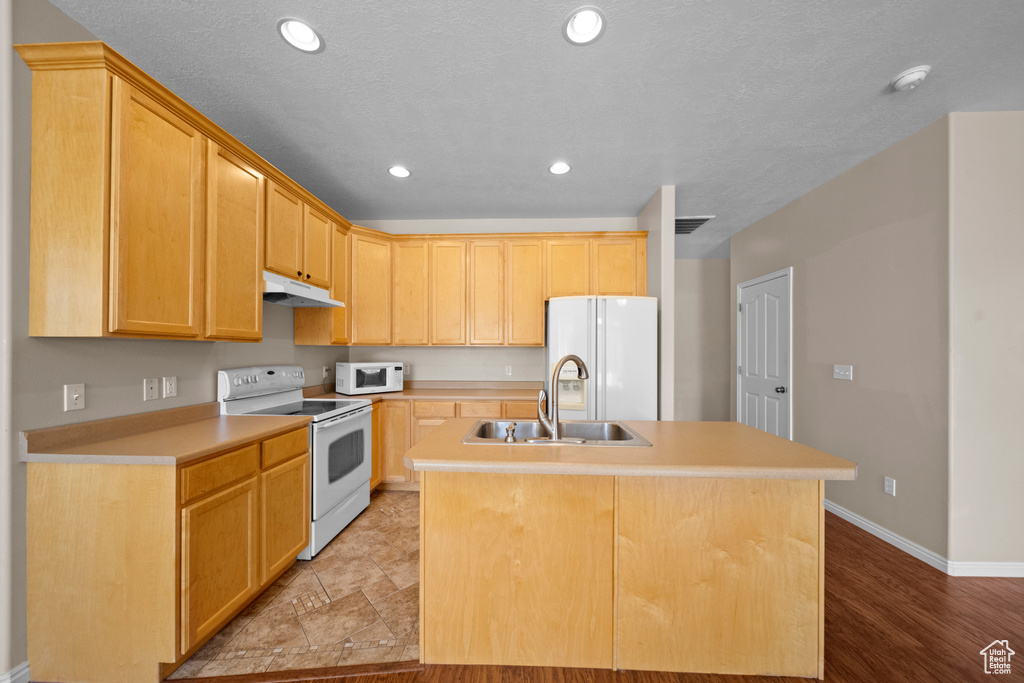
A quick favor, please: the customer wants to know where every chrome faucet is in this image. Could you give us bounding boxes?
[537,354,589,441]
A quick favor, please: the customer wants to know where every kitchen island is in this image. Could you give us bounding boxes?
[405,419,856,679]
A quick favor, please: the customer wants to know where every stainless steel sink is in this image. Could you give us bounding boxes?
[461,420,652,447]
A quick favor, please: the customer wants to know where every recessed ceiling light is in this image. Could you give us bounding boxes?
[278,19,324,53]
[890,65,931,92]
[563,7,606,45]
[549,162,571,175]
[389,166,411,178]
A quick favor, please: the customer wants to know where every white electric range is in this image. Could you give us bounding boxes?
[218,365,371,559]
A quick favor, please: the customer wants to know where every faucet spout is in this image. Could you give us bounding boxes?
[539,354,590,441]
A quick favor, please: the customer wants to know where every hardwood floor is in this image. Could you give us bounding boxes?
[174,511,1024,683]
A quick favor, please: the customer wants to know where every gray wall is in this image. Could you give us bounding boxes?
[674,259,731,421]
[731,118,951,557]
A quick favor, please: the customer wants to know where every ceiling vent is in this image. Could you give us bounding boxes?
[674,216,715,235]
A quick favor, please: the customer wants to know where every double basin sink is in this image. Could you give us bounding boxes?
[462,420,652,447]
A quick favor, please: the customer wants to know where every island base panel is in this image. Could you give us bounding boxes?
[616,477,823,678]
[421,471,614,668]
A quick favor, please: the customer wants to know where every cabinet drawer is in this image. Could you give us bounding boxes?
[262,428,309,469]
[503,400,540,419]
[459,401,503,418]
[413,401,456,418]
[181,445,259,505]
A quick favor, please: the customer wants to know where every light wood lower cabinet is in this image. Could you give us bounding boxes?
[181,476,259,652]
[25,426,312,683]
[370,401,383,490]
[382,400,412,484]
[380,399,541,486]
[259,453,311,585]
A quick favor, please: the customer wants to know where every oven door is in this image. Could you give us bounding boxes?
[310,406,372,520]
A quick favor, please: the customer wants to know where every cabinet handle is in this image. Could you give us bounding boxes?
[305,274,311,280]
[297,271,302,277]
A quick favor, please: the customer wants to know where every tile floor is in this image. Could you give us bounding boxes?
[170,489,420,678]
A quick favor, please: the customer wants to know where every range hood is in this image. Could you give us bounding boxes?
[263,271,343,308]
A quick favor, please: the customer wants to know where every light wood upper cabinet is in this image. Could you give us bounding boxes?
[468,241,505,345]
[331,226,350,344]
[505,239,545,346]
[431,241,467,345]
[393,241,430,345]
[265,181,304,280]
[545,239,590,299]
[205,143,264,341]
[266,182,331,288]
[351,231,392,345]
[592,237,646,296]
[302,205,331,288]
[109,80,204,337]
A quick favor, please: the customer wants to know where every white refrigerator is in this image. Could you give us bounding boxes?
[545,296,658,421]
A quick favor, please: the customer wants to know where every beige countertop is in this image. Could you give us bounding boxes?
[405,418,857,480]
[310,387,542,402]
[21,403,311,466]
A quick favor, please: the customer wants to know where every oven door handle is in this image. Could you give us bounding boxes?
[313,405,372,431]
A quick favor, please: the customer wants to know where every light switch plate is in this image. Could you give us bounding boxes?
[833,364,853,380]
[144,378,160,401]
[63,383,85,411]
[162,376,177,398]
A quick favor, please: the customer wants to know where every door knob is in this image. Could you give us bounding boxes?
[775,386,787,393]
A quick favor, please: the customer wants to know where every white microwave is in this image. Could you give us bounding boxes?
[336,362,404,395]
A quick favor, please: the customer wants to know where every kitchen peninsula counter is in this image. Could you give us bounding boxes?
[408,419,856,679]
[404,418,856,480]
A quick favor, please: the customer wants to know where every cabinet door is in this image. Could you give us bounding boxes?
[331,226,350,344]
[468,241,504,345]
[430,241,467,345]
[260,453,310,584]
[591,238,639,296]
[544,239,590,299]
[506,240,545,345]
[302,205,331,288]
[181,477,258,653]
[392,241,429,345]
[382,400,412,483]
[350,232,392,344]
[109,80,203,337]
[205,143,264,341]
[370,401,383,490]
[265,181,303,280]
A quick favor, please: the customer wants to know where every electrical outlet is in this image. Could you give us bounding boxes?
[322,366,330,380]
[505,365,513,376]
[404,364,411,378]
[162,376,177,398]
[63,383,85,411]
[833,364,854,381]
[884,476,896,496]
[144,378,160,401]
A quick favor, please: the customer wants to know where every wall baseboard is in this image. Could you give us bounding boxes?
[0,662,29,683]
[823,500,1024,578]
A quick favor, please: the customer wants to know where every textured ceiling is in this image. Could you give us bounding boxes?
[44,0,1024,257]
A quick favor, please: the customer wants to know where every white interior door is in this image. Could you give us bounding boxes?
[737,268,792,439]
